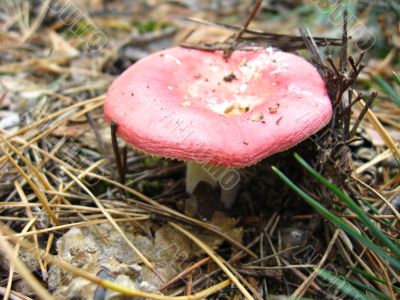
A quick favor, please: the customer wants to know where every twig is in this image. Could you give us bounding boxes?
[326,56,344,107]
[349,92,377,138]
[299,27,327,77]
[337,91,363,120]
[185,17,341,43]
[160,257,211,291]
[170,222,255,300]
[111,120,126,184]
[234,0,262,43]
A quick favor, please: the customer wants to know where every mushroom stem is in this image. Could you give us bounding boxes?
[186,162,240,209]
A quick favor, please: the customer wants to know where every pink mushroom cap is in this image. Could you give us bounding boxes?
[104,47,332,167]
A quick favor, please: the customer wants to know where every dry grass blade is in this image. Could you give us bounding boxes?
[356,100,400,159]
[0,134,53,192]
[6,96,104,139]
[14,182,46,282]
[355,149,393,174]
[0,201,144,217]
[0,228,53,300]
[281,257,321,294]
[59,166,166,282]
[351,176,400,219]
[0,99,104,168]
[25,101,105,148]
[4,216,37,300]
[20,0,50,43]
[0,286,33,300]
[0,138,59,225]
[243,246,299,266]
[169,222,255,300]
[49,158,108,204]
[8,217,149,239]
[292,229,340,298]
[160,257,210,291]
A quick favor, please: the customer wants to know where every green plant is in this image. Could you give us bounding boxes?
[375,72,400,107]
[272,153,400,299]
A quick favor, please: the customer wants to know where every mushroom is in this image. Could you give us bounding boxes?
[104,47,332,208]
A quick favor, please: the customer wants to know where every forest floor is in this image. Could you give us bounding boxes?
[0,1,399,299]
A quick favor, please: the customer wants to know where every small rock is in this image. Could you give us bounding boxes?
[0,110,20,130]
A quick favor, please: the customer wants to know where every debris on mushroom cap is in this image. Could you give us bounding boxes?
[104,47,332,167]
[251,112,264,122]
[268,103,280,114]
[223,73,237,82]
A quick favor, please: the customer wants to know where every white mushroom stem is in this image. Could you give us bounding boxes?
[186,162,240,209]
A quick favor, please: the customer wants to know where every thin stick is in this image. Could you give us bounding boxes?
[224,0,262,58]
[7,217,148,239]
[111,120,126,184]
[349,92,377,138]
[355,99,400,159]
[234,0,262,43]
[292,229,340,298]
[337,91,363,120]
[170,222,255,300]
[160,257,210,291]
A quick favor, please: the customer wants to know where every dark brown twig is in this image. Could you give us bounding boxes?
[185,17,341,43]
[224,0,262,58]
[181,18,342,53]
[349,92,378,138]
[337,91,363,120]
[110,120,126,184]
[340,9,348,74]
[234,0,262,43]
[326,56,344,107]
[299,26,327,77]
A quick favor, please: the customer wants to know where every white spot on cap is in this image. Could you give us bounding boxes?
[210,65,220,72]
[181,101,191,107]
[207,95,263,116]
[164,54,181,65]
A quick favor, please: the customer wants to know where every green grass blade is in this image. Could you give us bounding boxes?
[348,266,386,284]
[362,201,393,228]
[271,166,400,269]
[384,0,400,20]
[294,153,400,257]
[346,278,391,300]
[348,267,400,293]
[375,74,400,107]
[315,268,375,300]
[394,149,400,167]
[393,72,400,86]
